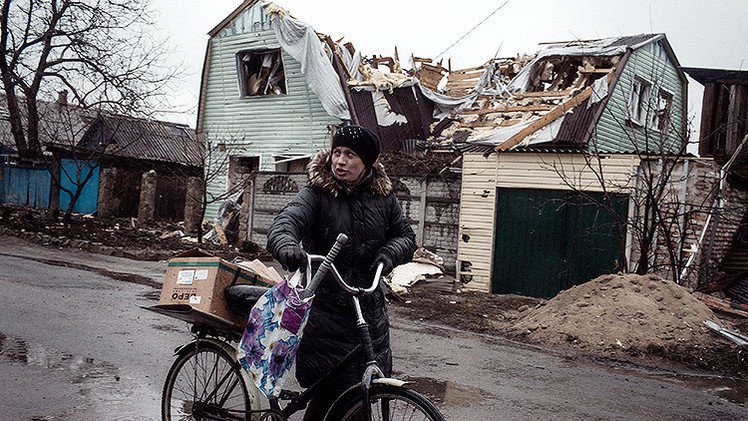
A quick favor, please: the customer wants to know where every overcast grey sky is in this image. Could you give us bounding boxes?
[151,0,748,137]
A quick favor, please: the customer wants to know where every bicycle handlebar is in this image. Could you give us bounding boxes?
[303,233,383,296]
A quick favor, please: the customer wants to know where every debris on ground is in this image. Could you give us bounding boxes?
[511,273,748,375]
[389,262,443,292]
[3,203,747,378]
[704,320,748,347]
[0,204,270,262]
[387,246,455,294]
[513,273,722,352]
[694,291,748,318]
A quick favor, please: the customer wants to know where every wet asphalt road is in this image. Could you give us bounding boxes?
[1,236,747,420]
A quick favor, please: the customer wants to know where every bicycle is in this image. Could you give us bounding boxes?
[159,233,446,421]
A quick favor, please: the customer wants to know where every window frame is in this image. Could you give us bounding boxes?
[236,48,288,98]
[651,88,674,132]
[627,75,652,127]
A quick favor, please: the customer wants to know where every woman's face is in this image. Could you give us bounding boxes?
[331,146,365,184]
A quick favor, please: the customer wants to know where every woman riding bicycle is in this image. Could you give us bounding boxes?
[267,124,416,420]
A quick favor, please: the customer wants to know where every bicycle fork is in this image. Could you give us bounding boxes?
[352,294,385,421]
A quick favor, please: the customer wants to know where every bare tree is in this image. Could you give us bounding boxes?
[0,0,174,158]
[547,66,746,286]
[185,137,252,244]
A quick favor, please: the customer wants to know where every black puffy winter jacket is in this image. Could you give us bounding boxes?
[267,150,416,389]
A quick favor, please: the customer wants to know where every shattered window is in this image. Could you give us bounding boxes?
[652,89,673,131]
[237,49,287,97]
[627,76,651,126]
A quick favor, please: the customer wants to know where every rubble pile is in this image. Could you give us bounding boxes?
[0,205,270,262]
[514,273,726,353]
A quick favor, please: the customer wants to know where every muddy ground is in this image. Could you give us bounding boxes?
[2,204,746,380]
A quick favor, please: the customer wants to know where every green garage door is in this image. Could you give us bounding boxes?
[492,188,628,298]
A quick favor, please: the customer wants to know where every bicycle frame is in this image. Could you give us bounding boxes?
[167,233,411,420]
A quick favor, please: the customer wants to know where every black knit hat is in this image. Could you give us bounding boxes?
[331,125,381,168]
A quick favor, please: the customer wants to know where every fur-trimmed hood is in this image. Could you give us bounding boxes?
[307,150,392,196]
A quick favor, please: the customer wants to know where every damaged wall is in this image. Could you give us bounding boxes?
[246,170,461,275]
[593,41,686,154]
[459,152,748,293]
[648,159,748,287]
[199,2,340,222]
[458,152,639,293]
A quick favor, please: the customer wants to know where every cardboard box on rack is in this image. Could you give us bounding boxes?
[157,249,276,328]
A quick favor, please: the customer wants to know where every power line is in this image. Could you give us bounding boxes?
[434,0,513,61]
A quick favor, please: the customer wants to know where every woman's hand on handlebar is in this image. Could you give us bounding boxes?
[277,244,307,272]
[370,254,393,276]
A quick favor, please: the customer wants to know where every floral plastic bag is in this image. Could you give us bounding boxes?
[237,266,313,397]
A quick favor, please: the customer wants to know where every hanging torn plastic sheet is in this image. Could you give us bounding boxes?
[237,262,314,397]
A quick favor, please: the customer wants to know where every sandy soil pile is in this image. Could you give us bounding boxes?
[513,273,726,353]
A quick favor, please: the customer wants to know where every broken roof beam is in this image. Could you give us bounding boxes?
[495,73,613,151]
[462,119,523,128]
[456,104,554,115]
[486,89,575,100]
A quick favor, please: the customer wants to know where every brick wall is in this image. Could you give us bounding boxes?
[244,171,461,274]
[637,159,748,287]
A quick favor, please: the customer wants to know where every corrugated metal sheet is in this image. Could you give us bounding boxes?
[350,86,434,152]
[607,34,660,48]
[457,153,498,293]
[594,44,685,154]
[682,67,748,86]
[554,96,604,145]
[201,26,340,221]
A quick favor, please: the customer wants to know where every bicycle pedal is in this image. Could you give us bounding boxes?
[277,390,302,400]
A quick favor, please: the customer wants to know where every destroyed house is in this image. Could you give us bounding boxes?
[682,67,748,304]
[453,34,689,296]
[46,114,203,222]
[197,0,435,221]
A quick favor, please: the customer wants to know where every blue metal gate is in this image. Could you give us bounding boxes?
[0,164,51,208]
[59,159,100,214]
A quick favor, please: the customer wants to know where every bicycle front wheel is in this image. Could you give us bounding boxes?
[325,383,445,421]
[162,341,251,421]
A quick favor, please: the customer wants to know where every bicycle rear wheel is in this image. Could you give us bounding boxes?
[324,383,445,421]
[162,341,251,421]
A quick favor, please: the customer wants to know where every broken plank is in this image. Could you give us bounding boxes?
[495,73,612,151]
[461,119,523,128]
[579,68,614,74]
[451,64,491,73]
[456,105,553,115]
[509,89,574,99]
[448,72,485,81]
[694,292,748,318]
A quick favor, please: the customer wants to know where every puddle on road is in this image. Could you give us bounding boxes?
[599,361,748,405]
[0,331,118,385]
[0,332,157,419]
[677,375,748,404]
[396,374,487,406]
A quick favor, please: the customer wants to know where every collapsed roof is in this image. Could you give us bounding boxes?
[420,34,686,153]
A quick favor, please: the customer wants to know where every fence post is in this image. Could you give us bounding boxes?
[417,177,428,245]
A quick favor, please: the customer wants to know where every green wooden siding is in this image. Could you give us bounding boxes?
[492,188,628,298]
[592,41,685,154]
[201,4,340,221]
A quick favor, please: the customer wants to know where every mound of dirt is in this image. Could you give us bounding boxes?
[514,273,725,353]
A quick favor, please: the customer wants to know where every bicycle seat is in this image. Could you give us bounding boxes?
[225,285,269,316]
